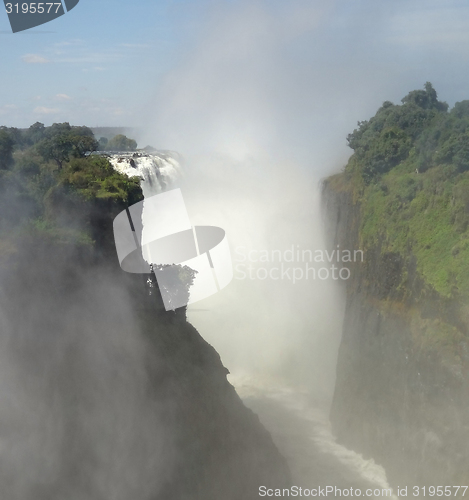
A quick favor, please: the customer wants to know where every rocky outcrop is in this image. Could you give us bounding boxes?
[133,271,292,499]
[0,209,290,500]
[322,177,469,489]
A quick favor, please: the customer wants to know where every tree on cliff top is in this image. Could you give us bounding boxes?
[401,81,448,112]
[337,84,469,298]
[35,123,98,169]
[346,83,450,183]
[106,134,137,151]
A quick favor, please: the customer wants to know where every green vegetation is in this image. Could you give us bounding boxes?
[98,136,108,150]
[59,156,142,202]
[36,125,98,169]
[106,134,137,151]
[2,122,99,168]
[0,122,142,258]
[340,83,469,299]
[0,129,14,170]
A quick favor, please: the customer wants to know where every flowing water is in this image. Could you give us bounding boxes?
[234,380,397,499]
[106,151,182,197]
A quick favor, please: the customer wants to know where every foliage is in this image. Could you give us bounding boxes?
[0,128,14,170]
[59,156,142,204]
[25,121,46,145]
[0,121,143,259]
[339,84,469,299]
[358,164,469,297]
[401,81,449,112]
[35,123,99,168]
[98,136,108,150]
[106,134,138,151]
[346,83,449,183]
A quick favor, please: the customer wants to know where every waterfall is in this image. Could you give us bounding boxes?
[107,150,189,297]
[107,151,182,197]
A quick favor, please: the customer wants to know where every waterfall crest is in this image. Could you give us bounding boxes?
[107,151,182,197]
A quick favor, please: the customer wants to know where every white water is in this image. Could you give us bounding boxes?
[107,152,182,197]
[108,151,183,271]
[235,379,397,499]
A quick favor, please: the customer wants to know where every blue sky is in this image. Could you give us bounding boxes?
[0,0,201,127]
[2,0,469,167]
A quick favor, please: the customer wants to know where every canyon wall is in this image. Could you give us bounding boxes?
[323,176,469,489]
[0,150,290,499]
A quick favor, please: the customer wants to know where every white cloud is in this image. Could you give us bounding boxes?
[57,55,112,64]
[34,107,60,115]
[21,54,50,64]
[55,94,72,101]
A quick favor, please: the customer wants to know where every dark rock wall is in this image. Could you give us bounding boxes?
[136,276,291,499]
[322,180,469,489]
[0,221,290,500]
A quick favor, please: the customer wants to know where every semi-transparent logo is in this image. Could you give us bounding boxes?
[4,0,79,33]
[113,189,233,311]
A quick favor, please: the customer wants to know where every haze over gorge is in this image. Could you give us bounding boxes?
[0,82,468,497]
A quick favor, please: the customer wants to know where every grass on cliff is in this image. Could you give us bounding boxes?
[338,83,469,300]
[359,165,469,298]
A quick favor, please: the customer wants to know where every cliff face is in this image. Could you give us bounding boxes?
[0,229,290,500]
[134,274,292,499]
[323,178,469,489]
[0,152,290,498]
